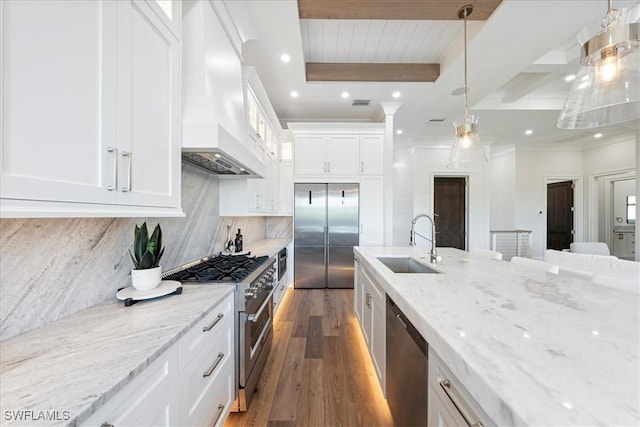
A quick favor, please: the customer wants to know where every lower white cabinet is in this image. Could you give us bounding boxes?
[81,344,181,427]
[82,292,235,427]
[428,347,494,427]
[358,266,385,391]
[612,232,635,260]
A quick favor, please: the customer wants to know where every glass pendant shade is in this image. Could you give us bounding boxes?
[557,14,640,129]
[447,115,487,169]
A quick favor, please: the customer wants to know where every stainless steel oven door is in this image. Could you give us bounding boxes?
[235,286,275,411]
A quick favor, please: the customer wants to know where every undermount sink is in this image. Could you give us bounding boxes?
[376,257,440,274]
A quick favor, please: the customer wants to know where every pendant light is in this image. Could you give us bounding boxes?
[557,0,640,129]
[447,4,487,170]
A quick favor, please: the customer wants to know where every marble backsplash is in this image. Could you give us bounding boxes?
[0,162,292,341]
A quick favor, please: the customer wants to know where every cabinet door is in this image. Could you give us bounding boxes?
[371,298,386,389]
[278,162,294,213]
[116,0,181,208]
[327,135,359,176]
[359,135,384,175]
[0,0,118,205]
[360,176,384,246]
[294,135,327,175]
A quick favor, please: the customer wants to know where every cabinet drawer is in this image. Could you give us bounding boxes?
[428,348,494,427]
[179,293,234,368]
[180,347,234,426]
[82,343,179,426]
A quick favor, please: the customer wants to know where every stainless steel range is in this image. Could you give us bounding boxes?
[163,253,277,412]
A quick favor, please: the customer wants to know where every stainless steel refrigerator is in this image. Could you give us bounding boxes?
[294,183,359,289]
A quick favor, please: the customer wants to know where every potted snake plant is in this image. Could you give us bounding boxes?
[129,222,165,290]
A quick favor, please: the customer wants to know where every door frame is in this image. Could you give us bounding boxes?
[544,176,583,252]
[587,168,635,248]
[431,173,469,250]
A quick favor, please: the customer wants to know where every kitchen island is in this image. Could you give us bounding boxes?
[355,246,639,426]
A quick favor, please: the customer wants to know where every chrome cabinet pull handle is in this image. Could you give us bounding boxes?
[327,161,330,173]
[107,147,117,191]
[361,161,364,173]
[202,313,224,332]
[100,423,114,427]
[440,378,484,427]
[203,352,224,377]
[395,314,407,329]
[121,151,131,192]
[247,287,276,322]
[213,403,225,426]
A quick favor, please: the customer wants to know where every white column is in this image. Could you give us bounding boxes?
[379,102,403,246]
[636,129,639,262]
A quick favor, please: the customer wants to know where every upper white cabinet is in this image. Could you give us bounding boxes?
[0,0,182,217]
[294,134,360,178]
[359,135,384,175]
[290,124,385,182]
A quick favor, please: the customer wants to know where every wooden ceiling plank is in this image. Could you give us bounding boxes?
[298,0,503,21]
[306,62,440,82]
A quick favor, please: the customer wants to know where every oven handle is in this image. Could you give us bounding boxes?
[247,287,276,322]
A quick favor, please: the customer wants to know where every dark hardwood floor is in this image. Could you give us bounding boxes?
[225,289,393,427]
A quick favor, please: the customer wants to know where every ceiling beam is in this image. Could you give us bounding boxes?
[298,0,503,20]
[306,63,440,82]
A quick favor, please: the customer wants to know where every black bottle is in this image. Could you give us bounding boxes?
[234,229,243,252]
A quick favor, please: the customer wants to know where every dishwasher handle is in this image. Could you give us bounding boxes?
[386,295,427,356]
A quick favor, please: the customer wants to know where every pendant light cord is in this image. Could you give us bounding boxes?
[458,5,473,119]
[463,9,469,118]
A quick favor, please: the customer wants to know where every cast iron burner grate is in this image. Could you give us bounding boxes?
[164,254,269,283]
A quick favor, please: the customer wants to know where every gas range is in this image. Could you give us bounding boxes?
[162,252,277,412]
[162,253,275,311]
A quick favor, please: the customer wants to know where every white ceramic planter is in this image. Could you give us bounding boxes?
[131,266,162,291]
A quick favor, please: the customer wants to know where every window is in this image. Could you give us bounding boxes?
[627,195,636,224]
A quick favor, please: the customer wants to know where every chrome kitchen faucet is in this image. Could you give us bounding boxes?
[409,213,441,264]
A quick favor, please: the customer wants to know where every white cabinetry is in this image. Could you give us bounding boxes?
[359,267,386,390]
[428,347,494,427]
[613,232,635,260]
[294,134,360,179]
[82,292,235,427]
[359,135,384,175]
[179,294,234,427]
[0,0,182,217]
[360,176,384,246]
[82,343,180,426]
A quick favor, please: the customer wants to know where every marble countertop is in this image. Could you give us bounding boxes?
[354,246,639,426]
[246,238,290,258]
[0,284,235,426]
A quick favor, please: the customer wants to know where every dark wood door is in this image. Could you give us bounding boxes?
[547,181,574,250]
[434,177,466,250]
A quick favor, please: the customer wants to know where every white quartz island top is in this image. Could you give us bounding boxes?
[0,284,235,426]
[355,246,639,426]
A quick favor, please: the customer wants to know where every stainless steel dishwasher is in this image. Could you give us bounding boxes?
[386,295,428,426]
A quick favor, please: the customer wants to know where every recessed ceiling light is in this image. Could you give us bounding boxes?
[392,91,401,98]
[341,91,349,99]
[564,74,576,82]
[280,54,291,63]
[290,91,299,98]
[396,129,403,135]
[525,129,533,135]
[594,133,603,138]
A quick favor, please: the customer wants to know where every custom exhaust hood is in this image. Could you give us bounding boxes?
[181,0,265,178]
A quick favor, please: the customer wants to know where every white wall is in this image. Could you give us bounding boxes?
[405,145,490,251]
[392,148,415,246]
[490,147,516,230]
[514,148,584,259]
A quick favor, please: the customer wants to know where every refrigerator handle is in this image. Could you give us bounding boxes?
[324,225,328,245]
[308,191,312,205]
